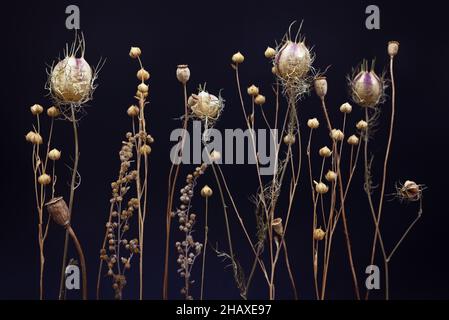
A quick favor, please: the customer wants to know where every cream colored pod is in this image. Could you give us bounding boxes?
[188,91,221,120]
[275,40,311,80]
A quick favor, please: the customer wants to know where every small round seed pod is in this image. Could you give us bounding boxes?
[201,185,213,198]
[140,144,152,155]
[209,150,221,162]
[137,68,150,81]
[129,47,142,59]
[388,41,399,57]
[47,106,60,118]
[325,170,337,182]
[315,182,329,194]
[25,131,35,143]
[30,104,44,115]
[283,133,296,145]
[313,228,326,241]
[254,94,266,105]
[264,47,276,59]
[398,180,422,201]
[247,85,259,97]
[314,77,328,98]
[48,148,61,161]
[27,132,43,145]
[339,102,352,114]
[307,118,319,129]
[176,65,190,84]
[347,135,359,146]
[272,218,284,236]
[319,146,332,158]
[127,105,140,117]
[137,83,149,93]
[232,52,245,64]
[330,129,344,141]
[356,120,368,131]
[46,197,70,227]
[38,173,52,185]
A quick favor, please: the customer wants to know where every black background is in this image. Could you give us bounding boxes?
[0,0,448,300]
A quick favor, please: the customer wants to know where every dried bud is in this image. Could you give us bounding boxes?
[254,94,266,105]
[47,106,60,118]
[137,83,149,93]
[38,173,52,186]
[176,65,190,84]
[137,68,150,81]
[314,77,328,98]
[339,102,352,114]
[231,51,245,64]
[30,104,44,115]
[127,105,140,117]
[48,148,61,161]
[25,132,43,145]
[46,197,70,227]
[319,146,332,158]
[325,170,337,182]
[388,41,399,57]
[201,185,213,198]
[283,133,296,145]
[330,129,344,141]
[347,135,359,146]
[356,120,368,131]
[315,182,329,194]
[140,144,152,155]
[247,85,259,97]
[129,47,142,59]
[264,47,276,59]
[272,218,284,236]
[398,180,422,201]
[307,118,320,129]
[313,228,326,241]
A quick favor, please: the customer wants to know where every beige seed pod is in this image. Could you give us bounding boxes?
[25,131,35,143]
[313,228,326,241]
[283,133,296,145]
[127,105,140,117]
[388,41,399,57]
[314,77,328,98]
[129,47,142,59]
[356,120,368,130]
[210,150,221,162]
[275,41,311,80]
[26,132,43,145]
[46,197,70,227]
[38,173,52,186]
[176,65,190,84]
[307,118,320,129]
[137,68,150,81]
[137,83,149,93]
[315,182,329,194]
[319,146,332,158]
[347,135,359,146]
[330,129,344,141]
[48,148,61,161]
[140,144,152,155]
[340,102,352,114]
[264,47,276,59]
[325,170,337,182]
[30,104,44,115]
[254,94,266,105]
[247,85,259,97]
[47,106,60,118]
[200,185,213,198]
[272,218,284,236]
[231,51,245,64]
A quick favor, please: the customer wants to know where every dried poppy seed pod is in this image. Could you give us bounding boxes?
[47,106,60,118]
[247,85,259,97]
[347,135,359,146]
[325,170,337,182]
[127,105,139,117]
[38,173,52,185]
[340,102,352,114]
[30,104,44,115]
[283,133,296,145]
[201,185,213,198]
[137,68,150,81]
[46,197,70,227]
[254,94,266,105]
[330,129,344,141]
[319,146,332,158]
[232,52,245,64]
[176,65,190,84]
[315,182,329,194]
[129,47,142,59]
[314,77,328,98]
[48,148,61,161]
[307,118,319,129]
[272,218,284,236]
[264,47,276,59]
[313,228,326,241]
[140,144,151,155]
[388,41,399,57]
[356,120,368,131]
[275,40,311,80]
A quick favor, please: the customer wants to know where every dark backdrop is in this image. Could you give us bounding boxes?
[0,0,448,300]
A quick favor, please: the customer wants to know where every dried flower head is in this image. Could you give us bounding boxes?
[176,65,191,84]
[30,104,44,115]
[232,52,245,64]
[388,41,399,57]
[283,133,296,145]
[307,118,319,129]
[209,150,221,163]
[129,47,142,59]
[349,60,385,108]
[347,135,359,146]
[330,129,344,141]
[25,131,43,145]
[356,120,368,131]
[48,148,61,161]
[396,180,424,202]
[315,181,329,194]
[254,94,266,105]
[340,102,352,114]
[319,146,332,158]
[127,105,140,117]
[38,173,52,185]
[313,228,326,241]
[200,185,213,198]
[46,197,70,227]
[247,85,259,97]
[272,218,284,236]
[137,83,149,93]
[314,77,327,98]
[325,170,337,182]
[188,90,223,122]
[47,106,60,118]
[264,47,276,59]
[140,144,152,155]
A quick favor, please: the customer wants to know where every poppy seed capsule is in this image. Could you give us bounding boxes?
[47,106,60,118]
[314,77,328,98]
[313,228,326,241]
[275,40,311,80]
[176,65,190,84]
[201,185,213,198]
[264,47,276,59]
[247,85,259,97]
[325,170,337,182]
[30,104,44,115]
[46,197,70,227]
[351,64,383,108]
[232,51,245,64]
[388,41,399,57]
[307,118,320,129]
[356,120,368,130]
[129,47,142,59]
[315,182,329,194]
[48,148,61,161]
[272,218,284,236]
[347,135,359,146]
[137,68,150,81]
[127,105,139,117]
[340,102,352,114]
[254,94,266,105]
[319,146,332,158]
[38,173,52,185]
